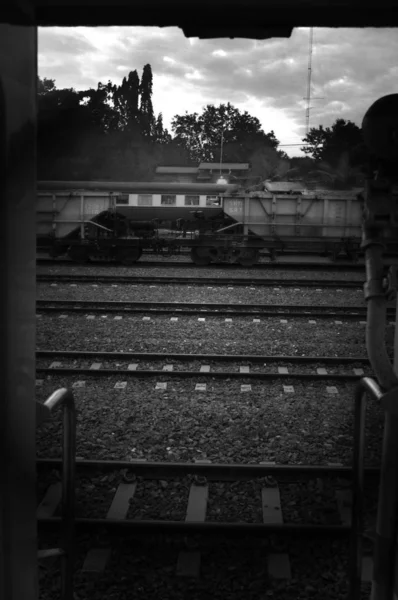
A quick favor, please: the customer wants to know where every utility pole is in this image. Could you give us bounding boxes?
[219,129,224,175]
[303,27,324,135]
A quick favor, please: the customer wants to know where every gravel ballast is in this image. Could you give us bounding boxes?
[37,283,367,306]
[36,263,367,281]
[36,376,384,466]
[36,314,394,356]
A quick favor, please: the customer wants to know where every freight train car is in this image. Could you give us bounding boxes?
[36,181,238,264]
[36,179,398,266]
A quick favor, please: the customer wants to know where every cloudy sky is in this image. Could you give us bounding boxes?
[38,26,398,157]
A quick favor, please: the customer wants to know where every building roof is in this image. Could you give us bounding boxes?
[199,163,250,171]
[37,181,239,193]
[155,166,198,174]
[264,181,305,193]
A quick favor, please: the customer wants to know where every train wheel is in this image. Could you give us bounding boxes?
[118,248,142,265]
[68,246,90,263]
[191,247,211,266]
[239,249,259,267]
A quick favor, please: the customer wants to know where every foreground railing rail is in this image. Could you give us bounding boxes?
[350,378,398,600]
[36,388,76,600]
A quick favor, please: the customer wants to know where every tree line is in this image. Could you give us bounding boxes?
[37,64,369,186]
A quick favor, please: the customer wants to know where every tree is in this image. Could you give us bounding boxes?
[139,64,155,137]
[36,70,191,181]
[152,113,172,144]
[171,103,279,163]
[111,70,141,132]
[37,76,56,95]
[171,111,206,162]
[78,82,120,132]
[301,118,368,184]
[301,125,328,161]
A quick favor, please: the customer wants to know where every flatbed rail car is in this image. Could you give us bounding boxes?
[36,180,398,267]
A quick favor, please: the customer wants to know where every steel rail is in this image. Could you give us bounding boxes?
[36,258,370,271]
[37,299,370,310]
[36,366,366,381]
[37,274,364,288]
[36,299,396,319]
[37,517,351,537]
[36,458,380,479]
[36,350,374,363]
[37,307,375,318]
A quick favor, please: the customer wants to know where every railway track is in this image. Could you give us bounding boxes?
[36,299,395,320]
[36,457,377,581]
[36,351,371,381]
[36,350,373,363]
[37,273,365,288]
[36,258,371,271]
[37,458,375,535]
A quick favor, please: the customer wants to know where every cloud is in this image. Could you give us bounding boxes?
[38,26,398,157]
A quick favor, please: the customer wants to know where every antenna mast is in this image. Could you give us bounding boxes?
[304,27,323,135]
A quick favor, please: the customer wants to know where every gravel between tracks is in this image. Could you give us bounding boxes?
[37,283,368,307]
[36,375,384,466]
[36,263,366,281]
[36,314,395,356]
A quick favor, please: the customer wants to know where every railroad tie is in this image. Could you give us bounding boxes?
[90,363,102,370]
[114,381,127,390]
[49,361,62,369]
[262,478,291,580]
[37,483,62,519]
[177,462,209,578]
[72,381,86,388]
[82,478,138,574]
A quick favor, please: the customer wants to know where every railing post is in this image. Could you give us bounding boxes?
[350,378,383,600]
[61,394,76,600]
[40,388,76,600]
[350,386,367,600]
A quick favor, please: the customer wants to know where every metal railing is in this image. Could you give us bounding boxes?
[350,377,398,600]
[36,388,76,600]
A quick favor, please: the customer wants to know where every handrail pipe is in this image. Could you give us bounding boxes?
[362,228,398,600]
[39,388,76,600]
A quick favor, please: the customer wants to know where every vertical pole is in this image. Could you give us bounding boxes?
[305,27,313,135]
[0,5,38,600]
[243,195,250,236]
[80,195,85,239]
[369,274,398,600]
[393,298,398,600]
[219,130,224,176]
[350,387,367,600]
